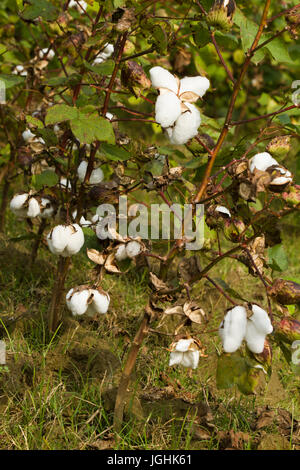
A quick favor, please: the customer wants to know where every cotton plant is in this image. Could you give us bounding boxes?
[168,338,200,369]
[77,160,104,185]
[219,304,273,354]
[149,66,210,144]
[46,223,84,257]
[66,285,110,317]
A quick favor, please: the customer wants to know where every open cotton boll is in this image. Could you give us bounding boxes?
[179,76,210,98]
[149,66,179,94]
[126,241,141,258]
[216,205,231,217]
[22,129,36,142]
[169,339,200,369]
[91,290,110,315]
[38,48,55,60]
[155,92,182,128]
[102,43,114,57]
[249,305,273,335]
[106,112,114,121]
[245,321,266,354]
[115,244,128,262]
[60,178,72,189]
[66,289,90,316]
[219,305,247,353]
[77,161,88,182]
[64,224,85,256]
[13,65,28,77]
[249,152,279,173]
[27,198,41,218]
[10,193,28,216]
[90,168,104,185]
[47,225,70,255]
[169,104,201,145]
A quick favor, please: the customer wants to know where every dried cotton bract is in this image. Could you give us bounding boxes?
[47,224,84,257]
[150,66,210,145]
[169,338,200,369]
[66,286,110,317]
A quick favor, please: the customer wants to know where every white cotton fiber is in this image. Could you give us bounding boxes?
[77,161,88,182]
[249,304,273,335]
[169,104,201,145]
[181,350,199,369]
[174,338,193,352]
[179,76,210,98]
[169,351,183,367]
[66,289,90,316]
[216,205,231,217]
[40,198,54,219]
[125,241,141,258]
[47,225,69,255]
[155,92,182,128]
[64,224,84,256]
[115,244,128,262]
[149,66,179,94]
[22,129,36,142]
[245,321,266,354]
[219,305,247,353]
[89,167,104,185]
[249,152,279,173]
[27,197,41,218]
[10,194,28,215]
[92,290,110,314]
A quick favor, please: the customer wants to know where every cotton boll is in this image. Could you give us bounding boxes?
[92,290,110,314]
[216,205,231,217]
[245,321,266,354]
[179,76,210,98]
[79,216,92,227]
[126,241,141,258]
[174,338,194,352]
[249,305,273,335]
[169,104,201,145]
[66,289,90,316]
[22,129,36,142]
[39,48,55,60]
[115,244,128,261]
[106,112,114,121]
[27,197,41,218]
[10,193,28,216]
[90,167,104,185]
[60,178,72,189]
[64,224,84,256]
[219,306,247,353]
[77,161,88,182]
[169,351,184,367]
[102,43,114,57]
[155,92,182,128]
[47,225,69,255]
[181,350,200,369]
[149,66,179,94]
[249,152,279,173]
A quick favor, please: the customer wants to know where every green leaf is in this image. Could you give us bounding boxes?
[267,244,289,272]
[265,37,292,64]
[70,113,115,145]
[193,24,210,49]
[216,352,248,389]
[22,0,59,21]
[32,170,59,190]
[36,128,58,147]
[214,278,247,302]
[89,59,115,75]
[0,74,25,89]
[26,115,43,129]
[101,143,130,161]
[82,227,99,252]
[45,104,78,126]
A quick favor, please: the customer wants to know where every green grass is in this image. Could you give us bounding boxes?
[0,210,299,450]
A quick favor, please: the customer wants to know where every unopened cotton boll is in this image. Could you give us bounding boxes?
[115,244,128,262]
[38,48,55,60]
[155,92,182,128]
[150,66,179,94]
[125,241,141,258]
[219,305,247,353]
[168,104,201,145]
[179,76,210,98]
[249,152,279,173]
[169,339,199,369]
[47,224,84,257]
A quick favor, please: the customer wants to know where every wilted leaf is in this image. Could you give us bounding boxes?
[86,248,106,265]
[104,253,122,274]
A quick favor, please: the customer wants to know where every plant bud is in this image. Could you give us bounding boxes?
[266,136,291,159]
[206,0,236,32]
[223,218,245,243]
[275,317,300,344]
[267,278,300,305]
[121,61,151,97]
[281,186,300,207]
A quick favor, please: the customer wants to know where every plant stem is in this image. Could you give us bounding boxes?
[0,177,10,232]
[48,256,70,333]
[30,218,47,266]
